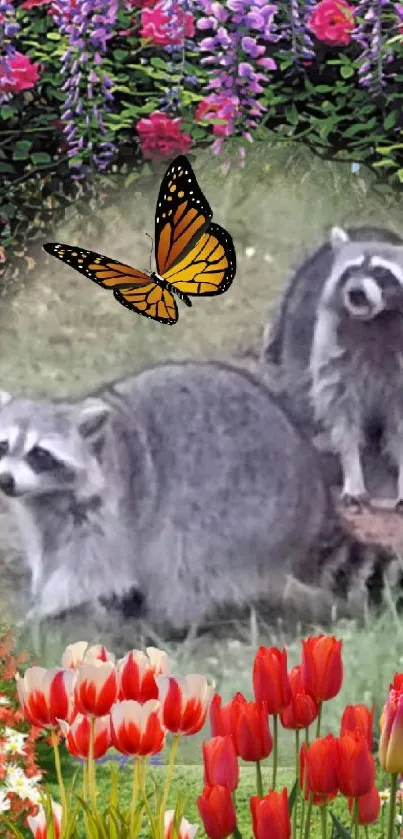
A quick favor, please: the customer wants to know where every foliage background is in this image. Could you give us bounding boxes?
[1,0,403,288]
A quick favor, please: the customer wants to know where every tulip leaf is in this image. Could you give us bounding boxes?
[232,827,244,839]
[288,778,299,814]
[1,816,26,839]
[330,811,353,839]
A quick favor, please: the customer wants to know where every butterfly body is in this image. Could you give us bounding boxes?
[43,155,236,325]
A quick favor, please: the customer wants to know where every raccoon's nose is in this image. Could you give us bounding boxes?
[348,288,368,308]
[0,473,16,497]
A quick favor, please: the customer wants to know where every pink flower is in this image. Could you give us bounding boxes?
[136,111,192,160]
[195,94,238,138]
[308,0,355,46]
[20,0,51,9]
[0,52,41,94]
[141,2,195,45]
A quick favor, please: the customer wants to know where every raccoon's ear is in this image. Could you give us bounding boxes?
[0,391,12,409]
[75,398,111,439]
[330,226,349,250]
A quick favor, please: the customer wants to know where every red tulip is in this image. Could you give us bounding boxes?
[340,704,375,751]
[197,784,237,839]
[210,693,233,737]
[203,735,239,791]
[74,660,119,717]
[280,666,319,730]
[230,693,272,762]
[299,736,339,805]
[336,730,375,798]
[27,800,62,839]
[301,635,343,701]
[58,713,111,759]
[118,647,170,703]
[380,683,403,773]
[253,647,292,714]
[110,699,165,756]
[156,674,214,736]
[348,786,381,825]
[250,788,291,839]
[16,666,75,728]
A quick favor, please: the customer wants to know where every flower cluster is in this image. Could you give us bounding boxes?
[0,629,43,836]
[12,630,403,839]
[15,640,214,838]
[195,0,279,160]
[50,0,118,180]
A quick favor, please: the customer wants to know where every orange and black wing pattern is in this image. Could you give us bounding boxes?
[114,283,179,325]
[43,243,151,290]
[155,155,213,276]
[163,221,236,297]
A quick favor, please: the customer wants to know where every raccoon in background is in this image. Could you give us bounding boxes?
[262,225,403,508]
[0,359,396,631]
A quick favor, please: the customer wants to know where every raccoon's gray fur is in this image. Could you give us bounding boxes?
[262,225,403,506]
[0,360,396,630]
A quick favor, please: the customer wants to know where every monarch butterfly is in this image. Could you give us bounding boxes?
[43,155,236,325]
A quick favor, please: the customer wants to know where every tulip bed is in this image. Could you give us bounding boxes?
[1,0,403,289]
[3,630,403,839]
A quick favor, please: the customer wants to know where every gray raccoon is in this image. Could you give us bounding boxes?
[0,360,395,629]
[262,225,403,507]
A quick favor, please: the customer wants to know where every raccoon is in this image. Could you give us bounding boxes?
[262,225,403,507]
[0,360,396,631]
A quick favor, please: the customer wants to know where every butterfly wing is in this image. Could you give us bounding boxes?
[114,283,178,325]
[155,155,213,275]
[43,243,151,289]
[162,222,236,297]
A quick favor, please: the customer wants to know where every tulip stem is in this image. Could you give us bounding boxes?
[299,795,306,839]
[51,729,68,837]
[303,793,314,839]
[315,702,322,739]
[272,714,278,790]
[129,756,140,838]
[292,730,300,839]
[321,803,327,839]
[387,772,398,839]
[160,734,180,837]
[353,798,359,839]
[256,761,263,797]
[304,727,309,747]
[88,715,101,828]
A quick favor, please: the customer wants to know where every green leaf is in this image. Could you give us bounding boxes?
[285,103,299,125]
[0,162,15,174]
[343,123,365,138]
[383,111,397,131]
[30,151,53,166]
[287,778,299,814]
[46,31,61,39]
[1,104,15,119]
[340,64,355,79]
[329,811,352,839]
[12,139,33,160]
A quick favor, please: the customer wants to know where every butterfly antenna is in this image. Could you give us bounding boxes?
[145,233,154,273]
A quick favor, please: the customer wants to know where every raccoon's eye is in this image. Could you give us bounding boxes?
[26,446,59,472]
[0,440,8,458]
[371,266,398,285]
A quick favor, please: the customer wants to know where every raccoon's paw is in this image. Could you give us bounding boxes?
[340,491,370,512]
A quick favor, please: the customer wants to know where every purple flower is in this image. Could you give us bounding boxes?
[52,0,118,179]
[195,0,278,155]
[241,35,265,56]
